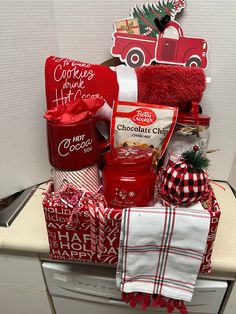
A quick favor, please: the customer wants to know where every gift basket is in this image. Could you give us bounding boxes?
[42,56,221,313]
[42,5,220,311]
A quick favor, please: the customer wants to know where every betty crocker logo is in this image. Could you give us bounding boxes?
[131,108,157,126]
[58,134,93,157]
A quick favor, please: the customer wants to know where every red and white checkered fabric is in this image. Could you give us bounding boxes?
[117,203,210,304]
[161,161,208,205]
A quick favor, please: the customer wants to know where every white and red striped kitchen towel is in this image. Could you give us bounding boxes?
[116,202,210,312]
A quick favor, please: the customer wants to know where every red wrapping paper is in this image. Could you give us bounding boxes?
[42,183,220,271]
[200,191,221,273]
[43,184,121,263]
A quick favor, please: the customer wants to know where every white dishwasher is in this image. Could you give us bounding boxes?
[42,262,227,314]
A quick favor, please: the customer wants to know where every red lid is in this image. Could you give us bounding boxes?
[104,146,154,170]
[177,113,210,126]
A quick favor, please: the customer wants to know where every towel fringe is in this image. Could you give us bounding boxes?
[122,292,127,302]
[152,294,162,307]
[141,293,151,310]
[122,292,188,313]
[180,301,188,314]
[173,300,182,310]
[167,299,175,313]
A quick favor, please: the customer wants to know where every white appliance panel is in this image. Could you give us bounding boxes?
[42,262,227,314]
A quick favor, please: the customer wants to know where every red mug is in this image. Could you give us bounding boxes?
[47,117,109,170]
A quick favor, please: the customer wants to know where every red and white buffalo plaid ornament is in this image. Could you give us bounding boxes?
[160,148,210,205]
[161,161,208,205]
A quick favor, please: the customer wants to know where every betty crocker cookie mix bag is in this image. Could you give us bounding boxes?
[111,101,178,159]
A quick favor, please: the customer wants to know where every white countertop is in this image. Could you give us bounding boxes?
[0,181,236,275]
[0,184,49,254]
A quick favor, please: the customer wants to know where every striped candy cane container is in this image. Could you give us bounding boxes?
[52,164,101,193]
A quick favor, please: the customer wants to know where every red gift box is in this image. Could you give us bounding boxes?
[43,184,122,264]
[42,183,220,272]
[115,18,140,35]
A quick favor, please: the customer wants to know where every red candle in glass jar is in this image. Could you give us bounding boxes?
[102,147,156,208]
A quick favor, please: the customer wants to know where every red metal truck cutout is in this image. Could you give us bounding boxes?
[111,21,208,69]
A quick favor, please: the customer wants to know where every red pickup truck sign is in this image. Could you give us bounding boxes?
[111,20,208,69]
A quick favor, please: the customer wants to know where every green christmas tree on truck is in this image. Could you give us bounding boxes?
[132,0,186,37]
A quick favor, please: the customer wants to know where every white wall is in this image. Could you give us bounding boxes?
[178,1,236,182]
[0,0,236,198]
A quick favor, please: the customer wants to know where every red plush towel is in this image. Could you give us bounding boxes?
[136,65,206,112]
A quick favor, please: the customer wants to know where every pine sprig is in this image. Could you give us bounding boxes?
[132,0,184,37]
[182,149,209,173]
